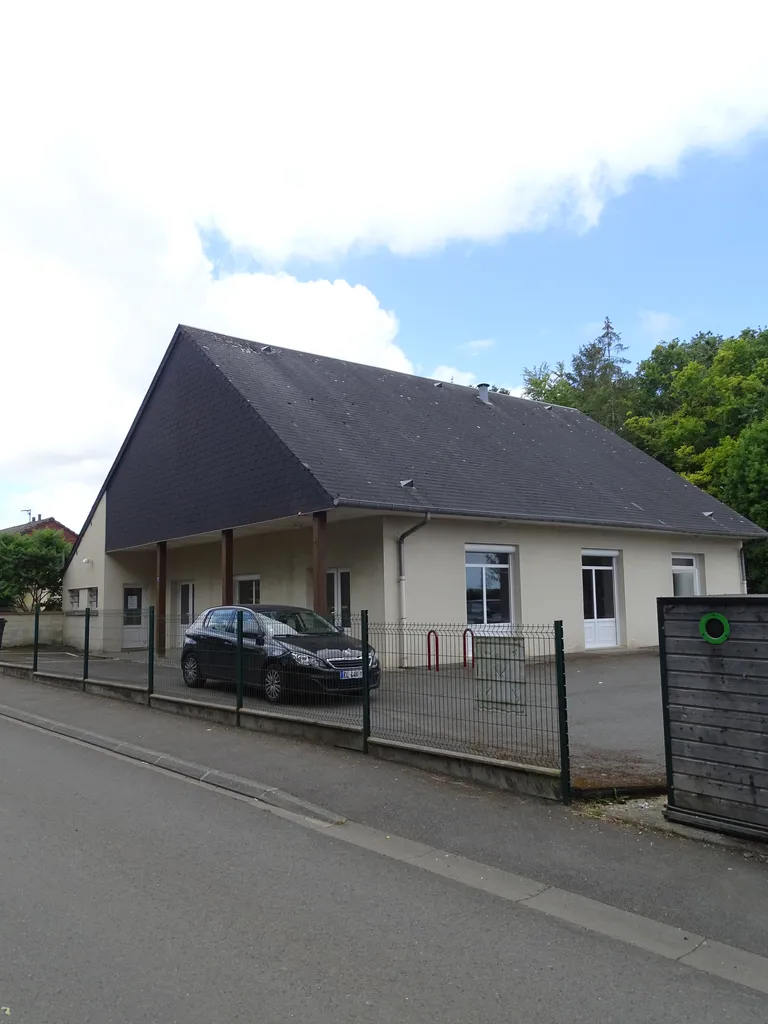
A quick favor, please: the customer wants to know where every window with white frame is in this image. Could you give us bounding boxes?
[465,546,516,625]
[87,587,98,610]
[68,589,80,611]
[235,575,260,605]
[671,554,703,597]
[326,569,351,627]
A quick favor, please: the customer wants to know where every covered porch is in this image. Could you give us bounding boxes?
[94,509,387,654]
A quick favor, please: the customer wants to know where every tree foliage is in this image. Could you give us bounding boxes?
[0,529,71,611]
[523,323,768,592]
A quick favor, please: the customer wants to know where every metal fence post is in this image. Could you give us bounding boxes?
[236,609,244,725]
[361,610,371,754]
[83,607,91,687]
[147,606,155,699]
[33,605,40,672]
[554,620,571,804]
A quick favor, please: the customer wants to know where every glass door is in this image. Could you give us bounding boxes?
[175,581,195,648]
[326,569,351,628]
[122,586,147,649]
[582,554,618,648]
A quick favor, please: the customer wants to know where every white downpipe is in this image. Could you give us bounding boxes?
[397,514,431,668]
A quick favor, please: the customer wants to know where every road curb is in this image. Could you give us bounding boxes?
[0,702,345,825]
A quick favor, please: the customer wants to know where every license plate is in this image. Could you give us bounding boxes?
[340,669,363,680]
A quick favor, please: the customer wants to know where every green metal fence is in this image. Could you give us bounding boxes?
[20,606,571,800]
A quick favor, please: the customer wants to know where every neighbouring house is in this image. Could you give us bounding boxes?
[63,325,764,655]
[1,515,78,546]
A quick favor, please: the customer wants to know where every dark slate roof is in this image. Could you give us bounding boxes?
[179,326,763,539]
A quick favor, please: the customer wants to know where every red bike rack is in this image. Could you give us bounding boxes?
[427,630,440,672]
[462,628,475,668]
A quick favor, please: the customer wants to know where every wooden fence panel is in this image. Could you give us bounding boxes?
[659,596,768,841]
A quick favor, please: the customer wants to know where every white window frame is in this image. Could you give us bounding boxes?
[465,545,517,627]
[671,554,703,597]
[178,581,196,624]
[68,588,80,611]
[234,574,261,605]
[87,587,98,610]
[326,568,351,627]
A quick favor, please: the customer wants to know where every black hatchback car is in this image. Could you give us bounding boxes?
[180,604,380,703]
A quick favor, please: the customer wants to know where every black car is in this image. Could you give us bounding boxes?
[180,604,380,703]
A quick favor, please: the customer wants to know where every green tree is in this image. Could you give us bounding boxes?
[523,318,632,429]
[522,361,577,405]
[0,529,71,610]
[522,320,768,591]
[714,419,768,593]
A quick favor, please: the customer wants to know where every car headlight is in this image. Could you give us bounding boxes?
[369,650,379,668]
[290,651,327,668]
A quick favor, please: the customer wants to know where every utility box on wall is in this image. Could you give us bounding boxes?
[658,595,768,842]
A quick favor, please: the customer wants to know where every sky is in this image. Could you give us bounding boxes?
[2,0,768,533]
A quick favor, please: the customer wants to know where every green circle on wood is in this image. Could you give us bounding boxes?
[699,612,731,645]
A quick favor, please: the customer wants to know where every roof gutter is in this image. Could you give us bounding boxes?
[332,497,765,541]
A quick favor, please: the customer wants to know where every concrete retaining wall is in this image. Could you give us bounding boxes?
[0,662,562,800]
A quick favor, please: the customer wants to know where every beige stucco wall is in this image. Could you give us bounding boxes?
[62,494,107,648]
[163,517,386,622]
[61,499,744,656]
[0,612,64,648]
[382,516,743,652]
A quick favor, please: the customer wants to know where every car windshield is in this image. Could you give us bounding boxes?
[260,608,341,636]
[250,613,299,637]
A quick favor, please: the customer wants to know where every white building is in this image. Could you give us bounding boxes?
[64,326,762,654]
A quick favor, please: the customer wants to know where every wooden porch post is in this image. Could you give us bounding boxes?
[222,529,234,604]
[156,541,167,657]
[312,511,328,616]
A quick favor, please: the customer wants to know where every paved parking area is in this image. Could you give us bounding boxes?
[0,644,664,788]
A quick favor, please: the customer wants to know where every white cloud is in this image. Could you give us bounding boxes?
[6,0,765,262]
[2,0,768,527]
[638,310,683,340]
[464,339,496,352]
[431,366,478,387]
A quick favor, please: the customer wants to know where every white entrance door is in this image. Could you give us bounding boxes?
[177,581,195,648]
[326,569,351,628]
[582,553,618,648]
[122,586,147,649]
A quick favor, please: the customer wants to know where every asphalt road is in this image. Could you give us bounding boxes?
[1,714,766,1023]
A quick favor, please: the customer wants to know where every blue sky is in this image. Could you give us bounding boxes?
[227,134,768,389]
[3,2,768,531]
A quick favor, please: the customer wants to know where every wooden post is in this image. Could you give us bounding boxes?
[222,529,234,604]
[156,541,167,656]
[312,511,328,616]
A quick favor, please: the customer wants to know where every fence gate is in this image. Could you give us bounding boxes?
[658,595,768,841]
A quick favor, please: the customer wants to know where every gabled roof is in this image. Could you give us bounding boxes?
[181,325,762,539]
[1,517,77,543]
[68,323,764,561]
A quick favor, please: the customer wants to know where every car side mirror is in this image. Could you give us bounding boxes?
[243,628,265,644]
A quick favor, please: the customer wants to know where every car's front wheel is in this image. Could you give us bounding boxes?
[263,664,285,704]
[182,653,204,688]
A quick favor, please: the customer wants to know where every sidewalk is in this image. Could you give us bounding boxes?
[0,672,764,961]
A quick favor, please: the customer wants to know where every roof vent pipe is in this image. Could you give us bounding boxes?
[477,383,491,404]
